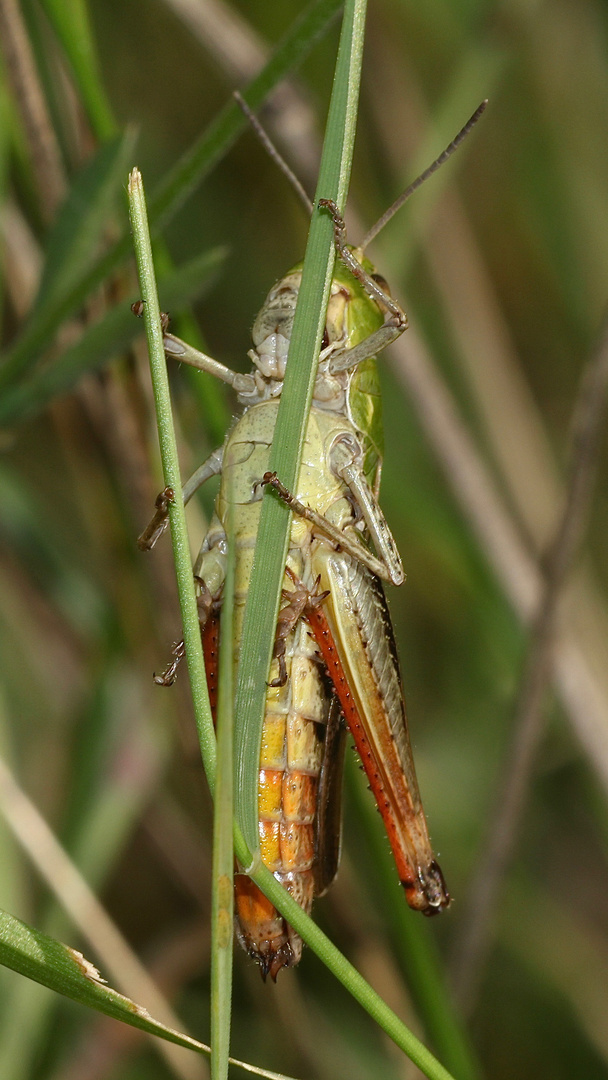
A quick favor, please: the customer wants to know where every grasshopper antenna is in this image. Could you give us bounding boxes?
[360,99,488,252]
[233,91,314,216]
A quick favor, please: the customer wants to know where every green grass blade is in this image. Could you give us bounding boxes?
[0,0,341,390]
[127,168,216,787]
[227,839,456,1080]
[33,130,136,316]
[0,908,298,1079]
[39,0,116,140]
[0,245,225,426]
[347,762,481,1080]
[0,906,212,1055]
[210,504,235,1080]
[233,0,367,851]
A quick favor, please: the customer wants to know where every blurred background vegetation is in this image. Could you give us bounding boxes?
[1,0,608,1078]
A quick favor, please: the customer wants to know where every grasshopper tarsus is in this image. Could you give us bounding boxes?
[318,197,347,244]
[153,670,176,687]
[131,299,171,333]
[268,668,288,689]
[270,572,311,687]
[420,861,450,915]
[153,638,186,686]
[137,486,175,551]
[261,470,282,493]
[153,581,214,686]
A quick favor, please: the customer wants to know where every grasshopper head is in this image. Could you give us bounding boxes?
[250,271,301,384]
[248,253,385,409]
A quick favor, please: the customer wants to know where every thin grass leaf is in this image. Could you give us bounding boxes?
[0,906,212,1054]
[33,131,135,316]
[233,0,368,853]
[0,0,342,390]
[211,503,235,1080]
[39,0,116,141]
[346,761,482,1080]
[237,859,456,1080]
[0,244,226,426]
[0,908,299,1080]
[128,168,216,785]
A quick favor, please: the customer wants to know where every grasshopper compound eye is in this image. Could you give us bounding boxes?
[371,273,391,295]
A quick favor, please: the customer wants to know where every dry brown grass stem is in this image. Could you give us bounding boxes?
[160,0,322,184]
[393,325,608,788]
[449,314,608,1012]
[0,0,66,220]
[0,753,207,1080]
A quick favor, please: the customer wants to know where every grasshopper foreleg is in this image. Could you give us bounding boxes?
[163,333,257,396]
[318,198,408,376]
[138,447,224,551]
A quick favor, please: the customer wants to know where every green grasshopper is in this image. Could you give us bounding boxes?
[140,101,485,979]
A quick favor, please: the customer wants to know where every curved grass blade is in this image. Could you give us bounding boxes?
[0,908,299,1079]
[0,245,226,427]
[211,503,235,1080]
[0,906,212,1056]
[128,168,216,786]
[346,762,482,1080]
[227,848,456,1080]
[0,0,342,391]
[33,131,135,317]
[233,0,369,854]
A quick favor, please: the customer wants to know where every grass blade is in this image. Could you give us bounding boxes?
[33,131,135,316]
[127,167,216,786]
[210,505,235,1080]
[228,854,457,1080]
[0,907,299,1079]
[233,0,368,853]
[0,906,211,1055]
[39,0,116,140]
[0,0,342,391]
[0,245,225,426]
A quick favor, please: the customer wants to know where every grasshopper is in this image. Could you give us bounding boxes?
[139,101,486,979]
